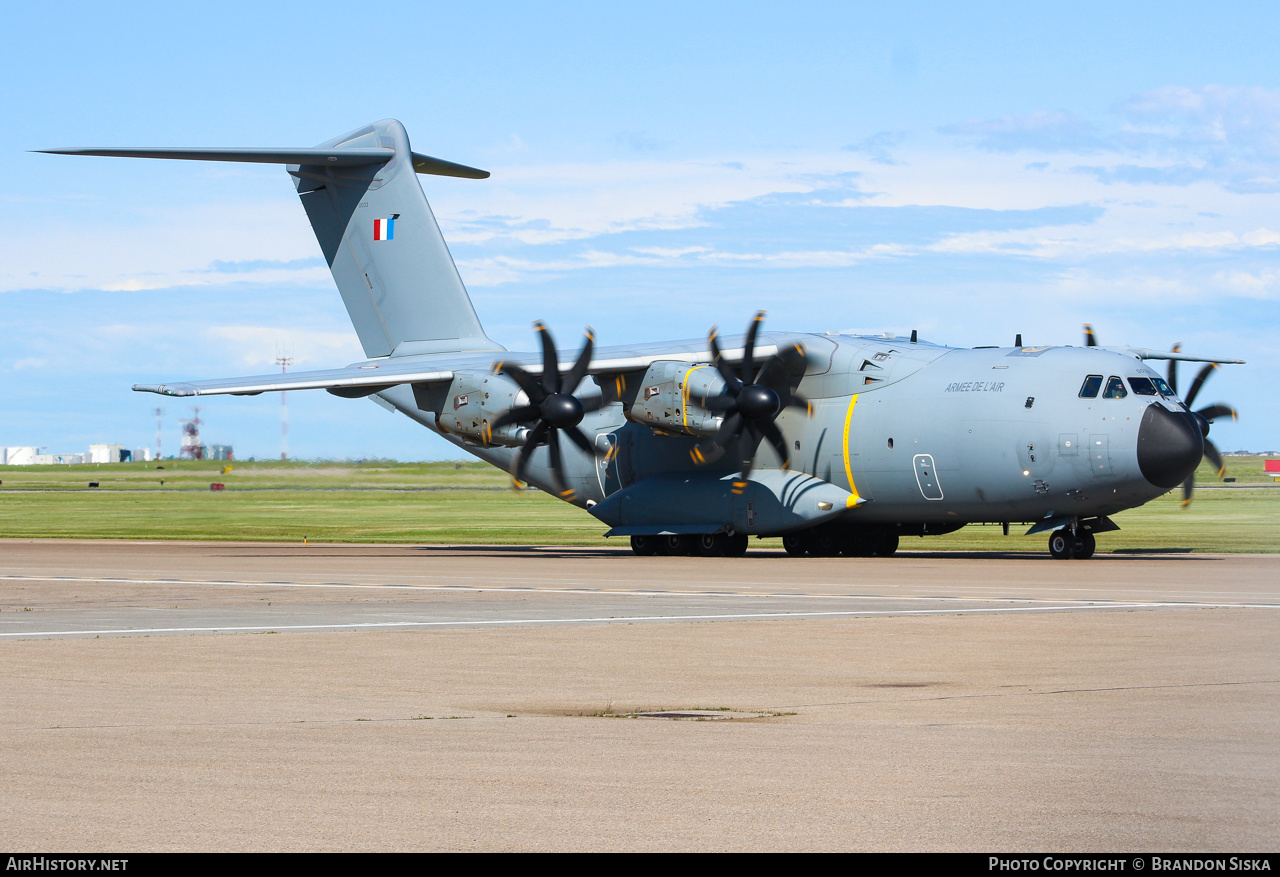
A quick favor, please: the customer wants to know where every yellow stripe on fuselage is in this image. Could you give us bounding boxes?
[681,364,702,432]
[842,394,862,508]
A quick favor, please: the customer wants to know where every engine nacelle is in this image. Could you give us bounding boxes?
[434,370,530,447]
[624,360,725,437]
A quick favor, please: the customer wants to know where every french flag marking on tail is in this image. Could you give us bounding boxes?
[373,215,397,241]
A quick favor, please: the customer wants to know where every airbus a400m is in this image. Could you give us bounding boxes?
[41,119,1243,559]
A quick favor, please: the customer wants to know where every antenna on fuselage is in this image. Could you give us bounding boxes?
[910,329,918,343]
[1015,334,1022,348]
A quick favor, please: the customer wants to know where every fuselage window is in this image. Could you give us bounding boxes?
[1103,376,1127,399]
[1079,375,1103,398]
[1127,377,1157,396]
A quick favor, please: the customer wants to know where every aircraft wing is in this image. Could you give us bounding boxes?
[132,336,781,398]
[1113,348,1245,364]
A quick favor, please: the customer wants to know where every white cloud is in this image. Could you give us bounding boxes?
[202,326,364,369]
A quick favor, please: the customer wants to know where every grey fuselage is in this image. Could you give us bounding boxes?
[377,332,1185,534]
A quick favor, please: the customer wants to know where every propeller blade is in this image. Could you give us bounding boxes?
[536,320,561,395]
[563,425,607,457]
[510,422,549,486]
[784,390,813,417]
[688,391,738,412]
[1183,362,1218,409]
[737,422,763,482]
[754,355,789,392]
[1168,343,1182,395]
[742,310,765,383]
[1195,404,1237,423]
[1180,474,1195,509]
[561,327,595,396]
[711,411,744,449]
[708,327,743,391]
[497,363,547,404]
[1083,324,1097,347]
[1203,438,1225,479]
[491,405,541,429]
[545,427,570,498]
[758,419,791,470]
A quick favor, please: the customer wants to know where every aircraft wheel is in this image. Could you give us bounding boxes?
[782,532,810,557]
[694,533,728,557]
[875,531,899,557]
[630,535,659,557]
[842,531,875,557]
[1072,531,1096,559]
[810,528,842,557]
[658,534,691,556]
[1048,530,1073,560]
[724,533,749,558]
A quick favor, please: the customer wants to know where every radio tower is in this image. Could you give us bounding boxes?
[154,407,163,460]
[179,407,203,459]
[276,348,294,461]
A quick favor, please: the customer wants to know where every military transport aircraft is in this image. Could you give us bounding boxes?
[41,119,1244,559]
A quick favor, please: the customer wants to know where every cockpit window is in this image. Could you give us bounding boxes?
[1102,376,1128,399]
[1153,377,1176,398]
[1127,377,1157,396]
[1079,375,1103,398]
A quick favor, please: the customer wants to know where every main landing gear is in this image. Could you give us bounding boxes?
[630,533,749,557]
[782,524,899,558]
[1048,528,1095,560]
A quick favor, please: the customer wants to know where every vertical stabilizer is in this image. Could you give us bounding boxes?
[40,119,501,358]
[290,119,501,358]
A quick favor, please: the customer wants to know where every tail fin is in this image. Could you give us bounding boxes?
[40,119,502,358]
[293,119,500,357]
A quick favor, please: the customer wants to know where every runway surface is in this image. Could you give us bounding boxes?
[1,540,1277,851]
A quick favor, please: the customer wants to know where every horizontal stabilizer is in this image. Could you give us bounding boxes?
[36,146,488,178]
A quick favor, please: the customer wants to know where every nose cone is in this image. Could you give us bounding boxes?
[1137,404,1204,489]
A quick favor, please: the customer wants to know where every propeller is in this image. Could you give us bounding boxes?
[687,311,811,492]
[491,322,609,501]
[1083,325,1239,507]
[1169,355,1238,508]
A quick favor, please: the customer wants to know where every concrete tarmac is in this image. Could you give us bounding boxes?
[1,539,1277,851]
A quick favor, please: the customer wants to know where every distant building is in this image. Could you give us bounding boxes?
[32,453,87,465]
[3,447,39,465]
[205,444,234,461]
[89,444,128,464]
[132,448,153,462]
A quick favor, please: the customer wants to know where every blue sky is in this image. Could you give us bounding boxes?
[2,1,1277,459]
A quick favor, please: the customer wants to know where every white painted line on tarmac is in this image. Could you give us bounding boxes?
[0,601,1183,637]
[4,574,1277,610]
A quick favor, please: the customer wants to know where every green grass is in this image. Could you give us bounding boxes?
[0,456,1276,552]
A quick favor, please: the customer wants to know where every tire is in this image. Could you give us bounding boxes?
[1072,531,1096,559]
[782,532,810,557]
[810,527,842,557]
[694,533,728,557]
[723,533,749,557]
[1048,530,1073,559]
[842,531,874,557]
[658,534,691,556]
[875,531,899,557]
[630,534,659,557]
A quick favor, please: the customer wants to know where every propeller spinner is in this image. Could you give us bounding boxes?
[491,322,609,501]
[687,311,811,493]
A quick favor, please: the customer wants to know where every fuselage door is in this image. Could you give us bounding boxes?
[595,433,620,496]
[913,453,944,500]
